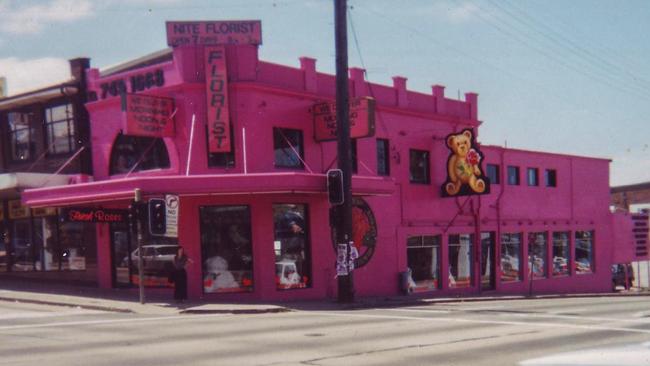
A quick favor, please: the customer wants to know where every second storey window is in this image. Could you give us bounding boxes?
[545,169,557,187]
[376,139,390,176]
[273,128,304,169]
[486,164,500,184]
[109,134,170,175]
[8,112,35,161]
[409,149,430,184]
[45,104,75,154]
[507,166,520,185]
[527,168,539,186]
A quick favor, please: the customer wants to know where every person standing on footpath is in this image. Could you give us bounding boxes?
[172,246,193,302]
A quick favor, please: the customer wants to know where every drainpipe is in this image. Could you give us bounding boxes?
[495,147,506,290]
[474,197,482,294]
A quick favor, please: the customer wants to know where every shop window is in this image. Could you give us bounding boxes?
[351,139,358,174]
[200,205,253,293]
[45,103,75,155]
[409,149,430,184]
[481,232,496,289]
[527,168,539,186]
[575,231,594,274]
[11,219,35,271]
[545,169,557,187]
[273,128,304,169]
[507,166,520,185]
[552,232,570,276]
[376,138,390,176]
[58,221,96,271]
[501,233,522,282]
[273,204,311,290]
[528,232,548,279]
[448,234,473,288]
[406,235,441,291]
[487,164,500,184]
[8,111,35,161]
[109,134,170,175]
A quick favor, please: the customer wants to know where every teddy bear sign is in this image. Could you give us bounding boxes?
[441,129,490,197]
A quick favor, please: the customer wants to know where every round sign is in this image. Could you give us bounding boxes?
[331,197,377,268]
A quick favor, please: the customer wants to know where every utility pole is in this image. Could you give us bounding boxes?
[334,0,354,303]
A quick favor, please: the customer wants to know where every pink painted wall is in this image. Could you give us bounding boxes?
[72,41,620,300]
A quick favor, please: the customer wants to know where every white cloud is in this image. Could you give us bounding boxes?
[0,57,71,96]
[0,0,94,35]
[424,1,481,24]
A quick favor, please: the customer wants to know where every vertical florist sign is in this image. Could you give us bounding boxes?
[205,46,231,153]
[122,94,175,137]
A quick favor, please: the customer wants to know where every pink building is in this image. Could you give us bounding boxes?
[22,23,626,300]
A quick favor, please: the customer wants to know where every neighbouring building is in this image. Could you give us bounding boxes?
[0,58,95,283]
[18,21,645,300]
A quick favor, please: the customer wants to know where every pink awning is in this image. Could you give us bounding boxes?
[22,172,395,208]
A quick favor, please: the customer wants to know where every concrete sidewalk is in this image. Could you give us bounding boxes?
[1,278,648,315]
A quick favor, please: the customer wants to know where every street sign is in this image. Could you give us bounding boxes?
[165,194,179,238]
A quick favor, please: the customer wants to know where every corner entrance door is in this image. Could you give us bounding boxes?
[481,232,496,291]
[110,223,132,287]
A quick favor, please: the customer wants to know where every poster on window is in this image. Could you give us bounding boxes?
[441,128,490,197]
[205,46,232,153]
[122,94,175,138]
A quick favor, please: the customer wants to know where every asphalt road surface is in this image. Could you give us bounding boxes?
[1,296,650,366]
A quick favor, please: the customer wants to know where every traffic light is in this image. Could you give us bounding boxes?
[148,198,166,236]
[327,169,344,205]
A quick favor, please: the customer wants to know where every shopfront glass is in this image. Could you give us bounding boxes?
[481,232,496,290]
[200,205,253,293]
[449,234,473,289]
[528,232,548,279]
[273,204,311,290]
[575,231,594,274]
[406,235,440,291]
[552,231,570,276]
[12,219,34,271]
[500,233,522,282]
[58,222,96,271]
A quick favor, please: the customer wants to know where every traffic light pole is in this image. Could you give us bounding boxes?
[134,188,145,304]
[335,0,354,303]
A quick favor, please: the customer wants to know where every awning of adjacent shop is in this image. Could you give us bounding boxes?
[0,84,78,111]
[0,172,71,200]
[22,172,396,208]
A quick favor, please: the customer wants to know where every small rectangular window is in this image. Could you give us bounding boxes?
[8,112,35,161]
[507,166,520,185]
[273,128,304,169]
[376,139,390,176]
[545,169,557,187]
[486,164,500,184]
[409,149,430,184]
[527,168,539,186]
[45,104,75,155]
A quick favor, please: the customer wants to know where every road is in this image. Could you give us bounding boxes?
[1,296,650,365]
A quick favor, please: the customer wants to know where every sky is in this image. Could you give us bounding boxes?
[1,0,649,187]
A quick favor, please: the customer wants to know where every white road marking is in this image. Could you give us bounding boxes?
[0,313,231,331]
[0,309,105,320]
[297,310,650,335]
